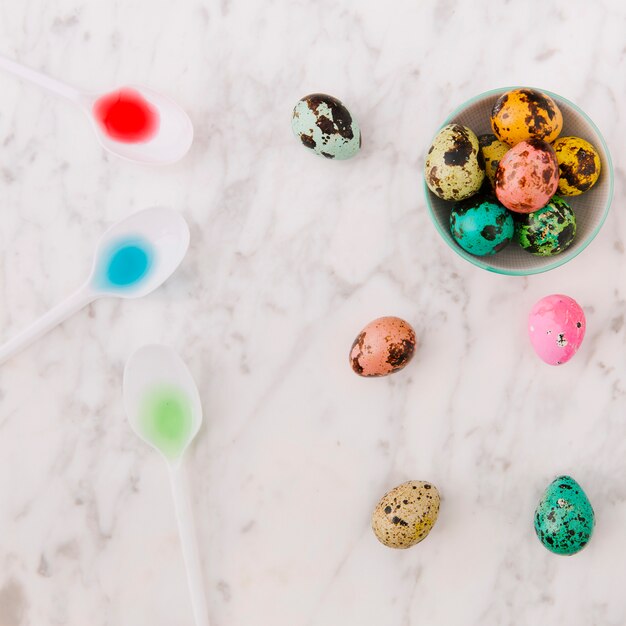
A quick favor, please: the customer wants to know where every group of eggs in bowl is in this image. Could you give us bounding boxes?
[424,87,613,275]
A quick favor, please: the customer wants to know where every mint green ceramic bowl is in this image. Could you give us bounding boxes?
[424,87,614,275]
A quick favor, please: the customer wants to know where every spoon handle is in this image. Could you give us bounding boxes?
[0,54,81,101]
[169,464,211,626]
[0,287,94,365]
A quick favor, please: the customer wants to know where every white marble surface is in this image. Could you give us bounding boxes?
[0,1,625,624]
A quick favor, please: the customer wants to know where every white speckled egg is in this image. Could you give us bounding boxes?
[291,93,361,160]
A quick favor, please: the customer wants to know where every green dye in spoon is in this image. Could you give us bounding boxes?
[139,386,194,460]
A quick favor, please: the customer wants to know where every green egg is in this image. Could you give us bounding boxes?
[534,475,595,556]
[291,93,361,160]
[515,195,576,256]
[450,194,514,256]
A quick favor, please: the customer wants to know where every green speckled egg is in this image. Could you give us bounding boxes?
[450,194,514,256]
[425,124,484,201]
[291,93,361,160]
[515,196,576,256]
[478,134,510,189]
[534,475,595,556]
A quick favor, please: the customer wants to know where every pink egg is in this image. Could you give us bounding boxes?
[495,139,559,213]
[350,316,416,377]
[528,295,586,366]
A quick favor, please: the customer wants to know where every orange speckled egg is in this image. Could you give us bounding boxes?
[491,88,563,146]
[350,317,416,377]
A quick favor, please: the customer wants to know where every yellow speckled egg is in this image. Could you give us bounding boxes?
[372,480,440,549]
[425,124,484,201]
[478,134,510,189]
[553,136,601,196]
[491,88,563,146]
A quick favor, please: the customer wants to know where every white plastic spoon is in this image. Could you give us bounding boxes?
[124,344,209,626]
[0,207,189,364]
[0,55,193,164]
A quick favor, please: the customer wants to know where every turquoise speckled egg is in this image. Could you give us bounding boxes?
[291,93,361,160]
[515,196,576,256]
[449,194,514,256]
[534,475,595,556]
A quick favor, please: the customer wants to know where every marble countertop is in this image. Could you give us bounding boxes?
[0,1,625,624]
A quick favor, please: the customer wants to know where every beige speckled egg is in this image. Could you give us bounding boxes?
[372,480,440,549]
[425,124,484,201]
[349,317,416,377]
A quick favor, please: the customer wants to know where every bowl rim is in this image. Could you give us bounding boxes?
[423,85,615,276]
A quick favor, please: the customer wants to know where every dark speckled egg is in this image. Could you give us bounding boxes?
[450,194,514,256]
[425,124,484,201]
[372,480,440,549]
[515,196,576,256]
[478,134,510,190]
[350,317,416,377]
[534,475,594,556]
[491,88,563,145]
[553,136,601,196]
[495,139,559,213]
[291,93,361,160]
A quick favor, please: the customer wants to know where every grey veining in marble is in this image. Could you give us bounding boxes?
[0,1,625,625]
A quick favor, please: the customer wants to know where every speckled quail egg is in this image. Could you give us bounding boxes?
[553,136,601,196]
[372,480,440,549]
[495,139,559,213]
[450,194,514,256]
[534,475,594,555]
[528,294,585,366]
[478,134,510,189]
[491,88,563,145]
[515,195,576,256]
[425,124,484,201]
[350,317,416,377]
[291,93,361,160]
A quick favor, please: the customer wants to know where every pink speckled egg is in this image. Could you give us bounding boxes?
[528,295,586,366]
[350,317,416,377]
[495,139,559,213]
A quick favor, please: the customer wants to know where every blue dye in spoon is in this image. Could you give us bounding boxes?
[96,237,154,290]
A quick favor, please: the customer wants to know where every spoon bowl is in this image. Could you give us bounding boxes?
[89,207,190,298]
[124,344,203,465]
[84,85,194,164]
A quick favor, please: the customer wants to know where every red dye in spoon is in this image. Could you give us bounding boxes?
[93,88,160,143]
